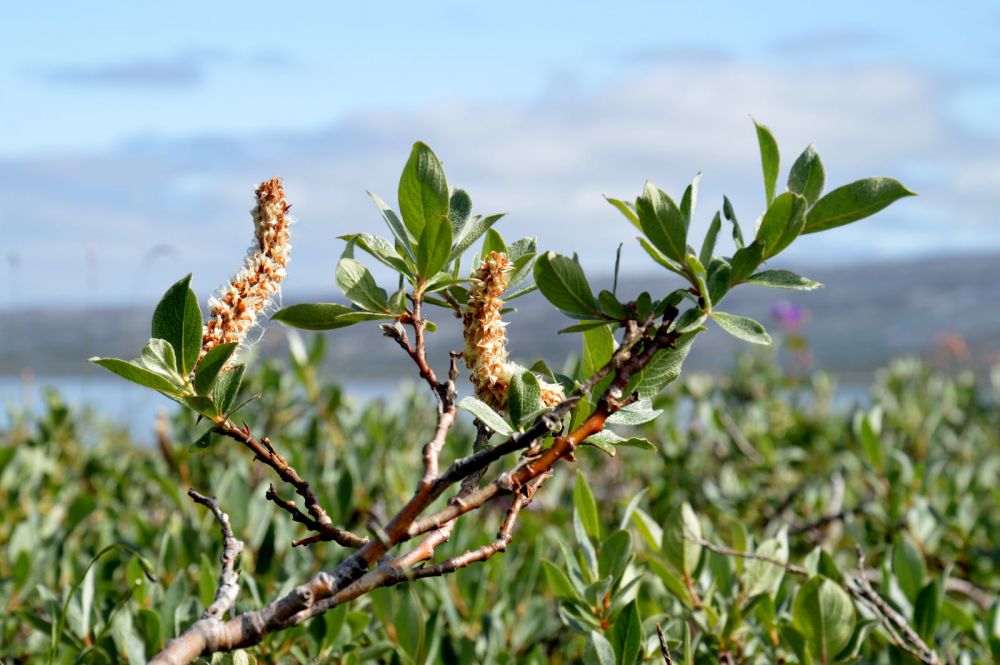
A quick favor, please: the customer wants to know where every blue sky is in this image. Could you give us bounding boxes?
[3,1,1000,309]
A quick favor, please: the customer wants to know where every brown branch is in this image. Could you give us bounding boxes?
[187,490,244,621]
[151,313,681,663]
[847,548,940,665]
[214,420,367,549]
[656,623,674,665]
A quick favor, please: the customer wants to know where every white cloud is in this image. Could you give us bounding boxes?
[3,58,998,308]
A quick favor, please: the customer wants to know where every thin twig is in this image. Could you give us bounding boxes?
[214,420,367,549]
[684,535,809,577]
[656,623,674,665]
[847,547,940,665]
[187,490,244,621]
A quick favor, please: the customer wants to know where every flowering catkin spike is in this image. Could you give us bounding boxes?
[462,251,564,412]
[201,177,292,364]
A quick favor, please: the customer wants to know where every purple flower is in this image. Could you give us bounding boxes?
[771,300,806,330]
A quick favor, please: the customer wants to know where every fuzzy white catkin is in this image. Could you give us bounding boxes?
[201,177,292,366]
[462,251,564,412]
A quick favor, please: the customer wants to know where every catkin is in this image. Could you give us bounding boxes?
[201,177,292,362]
[462,251,564,412]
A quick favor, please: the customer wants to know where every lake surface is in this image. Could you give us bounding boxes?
[0,375,405,440]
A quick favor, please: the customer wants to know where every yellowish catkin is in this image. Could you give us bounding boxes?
[201,177,292,362]
[462,251,564,412]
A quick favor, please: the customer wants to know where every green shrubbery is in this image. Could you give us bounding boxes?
[2,343,997,662]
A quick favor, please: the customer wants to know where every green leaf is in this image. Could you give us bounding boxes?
[89,358,181,393]
[630,329,701,398]
[272,303,393,331]
[792,577,855,662]
[605,196,641,230]
[674,308,707,334]
[637,237,685,275]
[707,258,732,304]
[729,241,764,284]
[746,270,822,291]
[788,144,825,206]
[754,118,780,206]
[700,211,722,266]
[663,502,702,577]
[450,213,505,261]
[416,212,454,280]
[584,631,615,665]
[756,192,807,258]
[573,473,601,541]
[449,188,473,237]
[559,320,611,334]
[338,233,412,274]
[368,191,416,255]
[804,177,915,234]
[582,433,616,456]
[139,338,180,383]
[398,141,449,239]
[585,429,656,451]
[892,534,927,602]
[212,364,245,415]
[598,530,634,588]
[184,394,219,419]
[606,397,662,425]
[680,173,702,228]
[611,599,642,665]
[636,182,687,262]
[743,530,789,598]
[533,251,600,319]
[597,290,628,320]
[508,368,543,428]
[914,578,942,642]
[542,559,582,600]
[151,274,203,375]
[724,195,744,249]
[480,227,507,259]
[457,396,513,436]
[193,342,237,395]
[336,258,389,312]
[189,428,217,452]
[712,311,771,345]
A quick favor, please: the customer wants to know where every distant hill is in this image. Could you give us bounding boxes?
[2,253,998,382]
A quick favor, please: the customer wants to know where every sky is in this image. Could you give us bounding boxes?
[3,1,1000,311]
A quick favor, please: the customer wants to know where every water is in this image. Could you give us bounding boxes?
[0,374,403,439]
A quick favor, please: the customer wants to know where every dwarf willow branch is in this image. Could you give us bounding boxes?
[213,419,367,549]
[152,314,678,663]
[188,490,244,620]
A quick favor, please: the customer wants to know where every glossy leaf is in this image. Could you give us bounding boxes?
[89,358,181,393]
[756,192,807,258]
[746,270,822,291]
[533,251,600,319]
[212,364,245,415]
[193,342,237,396]
[457,396,513,436]
[788,144,825,206]
[804,177,915,234]
[584,631,615,665]
[416,212,454,280]
[630,329,701,397]
[663,502,702,577]
[151,274,203,375]
[754,119,780,206]
[337,258,389,312]
[272,303,392,330]
[611,600,642,665]
[573,473,601,541]
[792,577,855,662]
[636,182,687,262]
[508,368,543,428]
[712,311,772,345]
[398,141,449,239]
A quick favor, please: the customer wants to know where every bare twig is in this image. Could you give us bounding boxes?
[213,420,367,549]
[656,623,674,665]
[684,535,809,577]
[847,547,940,665]
[187,490,244,620]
